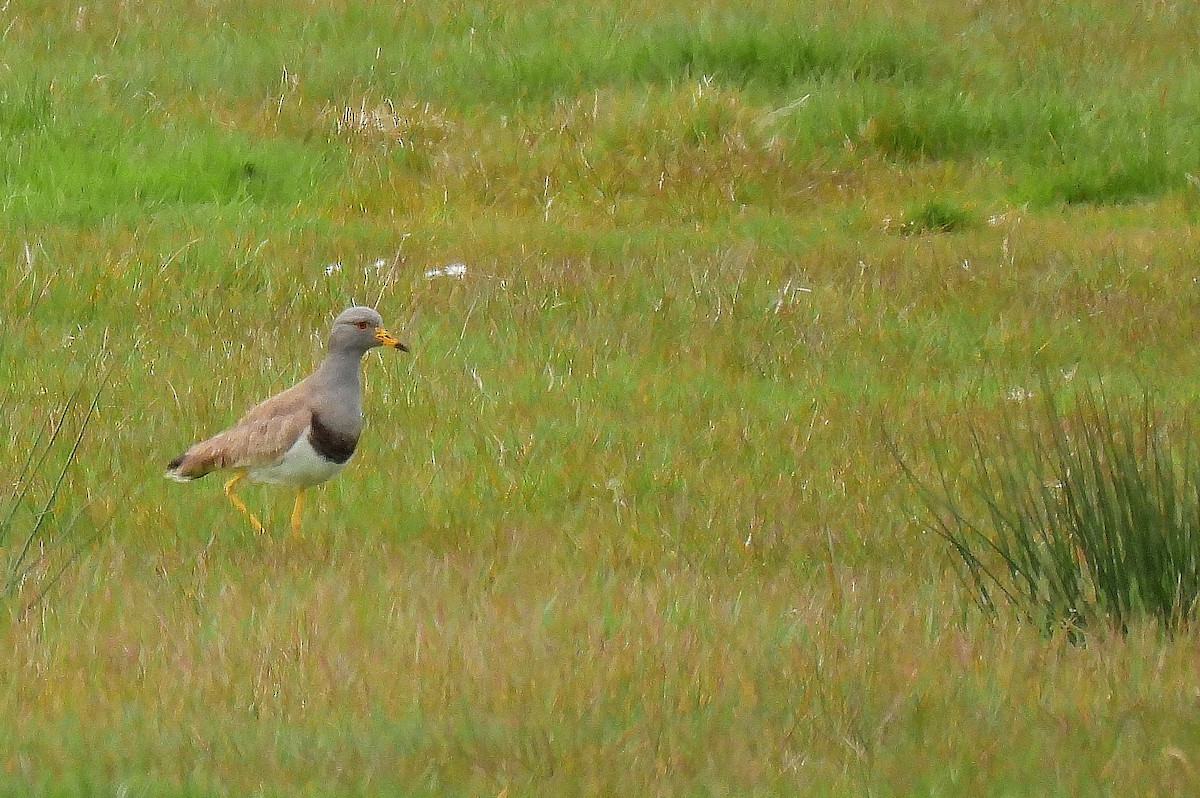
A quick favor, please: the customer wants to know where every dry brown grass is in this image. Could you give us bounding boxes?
[7,540,1200,794]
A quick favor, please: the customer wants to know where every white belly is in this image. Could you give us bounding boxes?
[248,427,347,487]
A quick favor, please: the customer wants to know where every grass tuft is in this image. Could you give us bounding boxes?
[637,16,927,88]
[895,198,977,234]
[1030,153,1180,206]
[902,384,1200,638]
[858,91,1069,161]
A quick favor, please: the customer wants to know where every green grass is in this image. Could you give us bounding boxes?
[5,0,1200,795]
[903,385,1200,638]
[0,282,112,615]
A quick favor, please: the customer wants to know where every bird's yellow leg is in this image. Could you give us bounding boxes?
[290,489,306,537]
[224,471,266,534]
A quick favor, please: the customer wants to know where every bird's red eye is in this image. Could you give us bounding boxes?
[355,321,370,330]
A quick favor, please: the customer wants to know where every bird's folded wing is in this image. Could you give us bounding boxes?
[213,407,313,470]
[171,386,313,477]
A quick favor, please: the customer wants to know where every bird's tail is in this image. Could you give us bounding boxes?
[165,451,205,481]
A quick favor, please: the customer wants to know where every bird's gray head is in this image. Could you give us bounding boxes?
[328,306,409,354]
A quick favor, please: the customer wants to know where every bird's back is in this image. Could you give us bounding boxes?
[165,378,316,481]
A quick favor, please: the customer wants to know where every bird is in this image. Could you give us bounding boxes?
[165,306,408,535]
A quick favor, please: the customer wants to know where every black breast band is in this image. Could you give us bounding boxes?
[308,413,358,464]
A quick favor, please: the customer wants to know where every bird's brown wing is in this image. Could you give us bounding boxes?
[166,382,313,480]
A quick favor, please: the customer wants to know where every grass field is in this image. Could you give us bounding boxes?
[4,1,1200,794]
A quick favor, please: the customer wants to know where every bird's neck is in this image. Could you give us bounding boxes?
[314,350,364,395]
